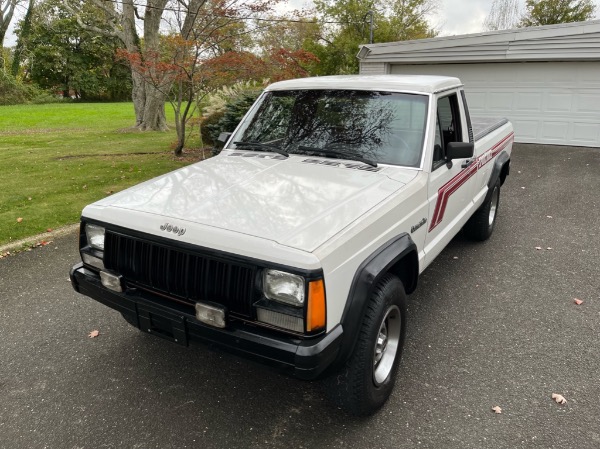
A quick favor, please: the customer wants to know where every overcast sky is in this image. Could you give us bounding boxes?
[4,0,600,46]
[435,0,496,35]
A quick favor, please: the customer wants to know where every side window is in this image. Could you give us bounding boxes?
[432,93,463,170]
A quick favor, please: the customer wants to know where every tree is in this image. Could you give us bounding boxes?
[484,0,520,31]
[21,0,129,99]
[519,0,596,27]
[254,14,322,54]
[68,0,170,130]
[11,0,34,76]
[1,0,18,68]
[116,0,285,155]
[69,0,280,134]
[309,0,438,75]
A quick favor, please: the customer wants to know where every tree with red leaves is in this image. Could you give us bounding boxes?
[68,0,280,138]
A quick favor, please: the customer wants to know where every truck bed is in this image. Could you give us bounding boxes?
[472,117,509,141]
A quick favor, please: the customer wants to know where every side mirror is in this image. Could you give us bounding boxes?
[446,141,474,160]
[216,132,232,148]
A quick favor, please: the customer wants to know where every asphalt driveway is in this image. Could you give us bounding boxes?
[1,143,599,449]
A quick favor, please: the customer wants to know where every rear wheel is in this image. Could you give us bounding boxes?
[464,178,500,241]
[324,274,407,416]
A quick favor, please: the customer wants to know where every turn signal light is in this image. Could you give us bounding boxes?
[307,279,326,332]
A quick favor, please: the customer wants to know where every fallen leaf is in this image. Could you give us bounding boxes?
[535,246,542,250]
[574,298,583,305]
[88,330,100,338]
[552,393,567,405]
[47,228,52,232]
[16,217,23,223]
[491,406,502,414]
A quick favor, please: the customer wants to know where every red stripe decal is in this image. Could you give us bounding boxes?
[428,132,514,232]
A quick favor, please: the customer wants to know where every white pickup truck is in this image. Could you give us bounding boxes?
[70,75,513,415]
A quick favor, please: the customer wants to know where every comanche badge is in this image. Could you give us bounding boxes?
[411,218,427,234]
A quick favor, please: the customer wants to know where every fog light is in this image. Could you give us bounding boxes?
[81,253,104,270]
[256,308,303,333]
[195,302,226,328]
[100,271,123,293]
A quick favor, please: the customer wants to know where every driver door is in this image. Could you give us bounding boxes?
[424,91,477,266]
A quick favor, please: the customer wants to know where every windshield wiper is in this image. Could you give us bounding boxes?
[296,145,378,167]
[233,141,289,158]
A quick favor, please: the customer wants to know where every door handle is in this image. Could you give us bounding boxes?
[461,158,474,169]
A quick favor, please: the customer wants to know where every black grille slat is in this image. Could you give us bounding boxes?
[103,232,256,317]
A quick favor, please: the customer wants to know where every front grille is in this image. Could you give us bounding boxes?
[103,231,257,317]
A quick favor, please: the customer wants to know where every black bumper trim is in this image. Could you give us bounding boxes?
[70,264,342,380]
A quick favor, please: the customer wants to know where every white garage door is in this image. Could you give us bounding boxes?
[390,62,600,147]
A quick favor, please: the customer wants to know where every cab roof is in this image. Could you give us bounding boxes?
[266,75,462,94]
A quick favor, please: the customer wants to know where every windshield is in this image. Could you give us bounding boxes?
[230,90,429,167]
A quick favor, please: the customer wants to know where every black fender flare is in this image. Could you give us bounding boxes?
[484,151,510,202]
[331,233,418,371]
[489,151,510,187]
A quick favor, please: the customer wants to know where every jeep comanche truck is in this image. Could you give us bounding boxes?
[70,75,513,415]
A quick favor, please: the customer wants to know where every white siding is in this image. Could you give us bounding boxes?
[359,21,600,64]
[390,62,600,147]
[359,62,388,75]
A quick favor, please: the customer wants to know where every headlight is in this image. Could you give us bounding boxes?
[263,269,305,307]
[85,224,105,250]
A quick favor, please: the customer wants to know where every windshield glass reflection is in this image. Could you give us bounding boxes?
[232,90,429,167]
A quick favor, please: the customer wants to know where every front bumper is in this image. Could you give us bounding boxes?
[70,263,342,380]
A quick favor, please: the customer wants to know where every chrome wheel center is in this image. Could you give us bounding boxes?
[374,324,388,365]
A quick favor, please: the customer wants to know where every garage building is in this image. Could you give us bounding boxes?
[358,20,600,147]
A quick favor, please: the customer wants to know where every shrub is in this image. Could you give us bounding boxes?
[205,93,260,146]
[0,71,31,105]
[200,80,265,148]
[199,110,225,147]
[0,72,65,105]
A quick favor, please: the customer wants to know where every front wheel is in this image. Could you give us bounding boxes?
[464,178,500,241]
[323,274,407,416]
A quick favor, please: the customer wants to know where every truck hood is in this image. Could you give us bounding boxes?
[87,152,417,253]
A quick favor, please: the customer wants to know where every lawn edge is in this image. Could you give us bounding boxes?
[0,223,80,254]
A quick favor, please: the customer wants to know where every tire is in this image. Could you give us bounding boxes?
[324,274,407,416]
[464,178,500,241]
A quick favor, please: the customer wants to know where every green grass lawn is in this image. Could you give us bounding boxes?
[0,102,200,246]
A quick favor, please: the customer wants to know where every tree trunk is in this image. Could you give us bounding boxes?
[131,71,146,127]
[139,82,168,131]
[173,106,184,156]
[134,0,169,131]
[73,0,170,130]
[0,29,5,70]
[1,0,17,68]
